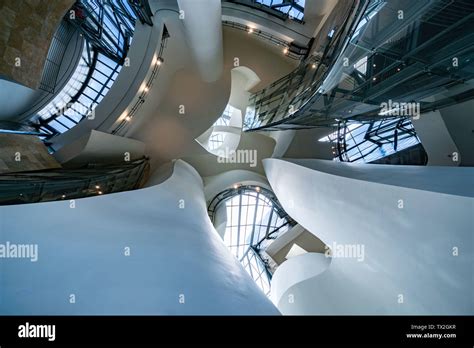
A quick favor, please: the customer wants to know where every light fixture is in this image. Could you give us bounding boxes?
[95,185,100,189]
[156,57,164,66]
[283,47,289,54]
[255,187,261,192]
[125,116,132,122]
[98,191,103,195]
[248,28,254,34]
[373,64,376,67]
[312,63,317,69]
[144,86,149,92]
[233,184,239,189]
[372,77,377,81]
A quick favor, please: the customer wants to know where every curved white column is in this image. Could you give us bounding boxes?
[271,252,331,307]
[177,0,224,82]
[0,160,279,315]
[264,158,474,314]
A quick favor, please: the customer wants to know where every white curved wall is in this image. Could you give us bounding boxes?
[264,158,473,314]
[271,252,331,306]
[177,0,224,82]
[412,110,459,166]
[53,130,146,166]
[0,80,38,121]
[0,160,279,315]
[438,99,474,166]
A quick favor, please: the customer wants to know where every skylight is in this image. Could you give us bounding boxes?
[255,0,306,21]
[207,105,238,150]
[33,0,137,138]
[37,43,121,135]
[213,105,234,127]
[318,118,421,163]
[217,186,293,296]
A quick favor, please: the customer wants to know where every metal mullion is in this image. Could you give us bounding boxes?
[62,115,78,125]
[251,246,273,280]
[98,55,118,70]
[72,100,90,112]
[80,92,96,103]
[94,67,113,80]
[246,254,254,279]
[248,192,260,246]
[85,82,103,96]
[53,118,70,130]
[235,194,243,258]
[263,209,274,240]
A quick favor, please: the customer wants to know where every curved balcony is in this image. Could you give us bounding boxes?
[245,0,474,131]
[0,158,150,206]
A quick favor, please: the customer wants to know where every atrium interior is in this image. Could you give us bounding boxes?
[0,0,473,315]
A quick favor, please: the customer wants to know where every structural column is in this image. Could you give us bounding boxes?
[177,0,224,82]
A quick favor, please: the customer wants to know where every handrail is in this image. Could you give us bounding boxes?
[0,158,150,206]
[244,0,367,130]
[222,21,308,60]
[245,0,474,131]
[110,25,169,136]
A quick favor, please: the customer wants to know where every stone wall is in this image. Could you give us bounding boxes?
[0,0,74,89]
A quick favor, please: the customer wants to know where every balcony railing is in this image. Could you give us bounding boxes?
[0,158,149,206]
[244,0,474,131]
